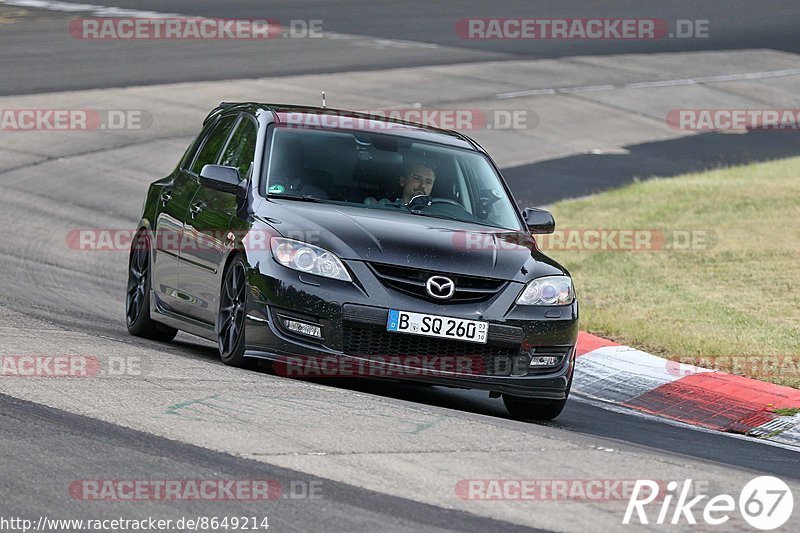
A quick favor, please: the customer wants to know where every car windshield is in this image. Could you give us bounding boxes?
[264,127,523,231]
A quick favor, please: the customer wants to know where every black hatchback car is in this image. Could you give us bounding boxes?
[126,103,579,419]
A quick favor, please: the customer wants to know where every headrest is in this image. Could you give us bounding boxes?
[353,151,403,184]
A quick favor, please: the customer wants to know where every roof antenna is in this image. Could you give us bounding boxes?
[321,91,326,109]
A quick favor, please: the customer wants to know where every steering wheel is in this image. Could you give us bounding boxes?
[405,194,432,209]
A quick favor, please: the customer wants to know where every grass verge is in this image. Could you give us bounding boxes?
[545,157,800,388]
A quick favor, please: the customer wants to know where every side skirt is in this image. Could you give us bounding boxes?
[150,291,217,342]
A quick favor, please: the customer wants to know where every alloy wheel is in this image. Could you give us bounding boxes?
[126,235,149,326]
[218,261,246,357]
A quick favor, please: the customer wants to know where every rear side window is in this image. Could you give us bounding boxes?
[190,115,237,174]
[220,116,258,179]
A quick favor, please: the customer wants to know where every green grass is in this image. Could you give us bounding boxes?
[546,157,800,388]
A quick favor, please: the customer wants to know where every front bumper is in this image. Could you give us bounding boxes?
[243,259,579,399]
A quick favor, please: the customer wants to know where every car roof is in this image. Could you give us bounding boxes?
[205,102,481,151]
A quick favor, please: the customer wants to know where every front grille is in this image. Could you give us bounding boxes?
[369,263,507,303]
[342,322,522,376]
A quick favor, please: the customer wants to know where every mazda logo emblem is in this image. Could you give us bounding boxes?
[426,275,455,299]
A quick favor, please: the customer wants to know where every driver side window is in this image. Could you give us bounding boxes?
[190,115,237,175]
[220,116,258,179]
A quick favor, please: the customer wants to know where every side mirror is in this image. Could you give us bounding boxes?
[522,207,555,234]
[199,165,247,199]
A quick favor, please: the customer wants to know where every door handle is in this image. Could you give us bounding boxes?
[160,191,172,207]
[190,201,205,219]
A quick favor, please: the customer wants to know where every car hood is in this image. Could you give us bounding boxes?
[256,200,567,282]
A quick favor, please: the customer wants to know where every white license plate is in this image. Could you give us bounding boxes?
[387,310,488,344]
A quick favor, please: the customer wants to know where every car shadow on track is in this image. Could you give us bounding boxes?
[253,363,563,427]
[159,336,563,426]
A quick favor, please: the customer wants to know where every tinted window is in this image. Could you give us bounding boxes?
[190,115,237,174]
[179,137,201,170]
[179,121,214,171]
[265,128,522,231]
[220,116,258,179]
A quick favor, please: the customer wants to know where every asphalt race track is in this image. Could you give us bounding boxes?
[2,0,800,95]
[1,1,799,531]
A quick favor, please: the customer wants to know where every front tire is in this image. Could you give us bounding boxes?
[217,256,254,368]
[503,366,573,421]
[126,231,178,342]
[502,395,567,421]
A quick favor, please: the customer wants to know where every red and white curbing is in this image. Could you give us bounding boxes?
[574,332,800,446]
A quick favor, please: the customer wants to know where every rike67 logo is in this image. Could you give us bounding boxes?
[624,476,794,530]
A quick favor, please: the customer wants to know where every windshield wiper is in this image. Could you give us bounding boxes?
[267,194,326,203]
[408,208,506,229]
[407,209,461,222]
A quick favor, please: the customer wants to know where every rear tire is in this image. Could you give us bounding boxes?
[126,231,178,342]
[217,256,255,369]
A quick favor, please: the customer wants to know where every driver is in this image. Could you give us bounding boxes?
[363,161,436,207]
[398,162,436,204]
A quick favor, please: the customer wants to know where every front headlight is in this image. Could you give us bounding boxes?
[270,237,352,282]
[516,276,573,305]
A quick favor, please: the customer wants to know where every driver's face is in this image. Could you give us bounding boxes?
[400,165,436,202]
